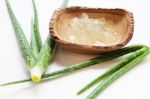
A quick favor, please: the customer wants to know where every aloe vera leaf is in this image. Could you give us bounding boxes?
[0,45,143,86]
[86,47,150,99]
[6,0,35,68]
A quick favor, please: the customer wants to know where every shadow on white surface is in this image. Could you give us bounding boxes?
[53,46,123,69]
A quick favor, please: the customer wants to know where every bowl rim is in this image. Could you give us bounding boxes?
[49,6,134,50]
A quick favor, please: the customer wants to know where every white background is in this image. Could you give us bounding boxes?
[0,0,150,99]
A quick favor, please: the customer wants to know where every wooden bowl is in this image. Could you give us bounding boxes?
[49,7,134,54]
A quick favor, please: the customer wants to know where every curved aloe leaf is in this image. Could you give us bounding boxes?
[6,0,35,68]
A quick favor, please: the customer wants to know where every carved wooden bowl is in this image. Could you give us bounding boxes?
[49,7,134,54]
